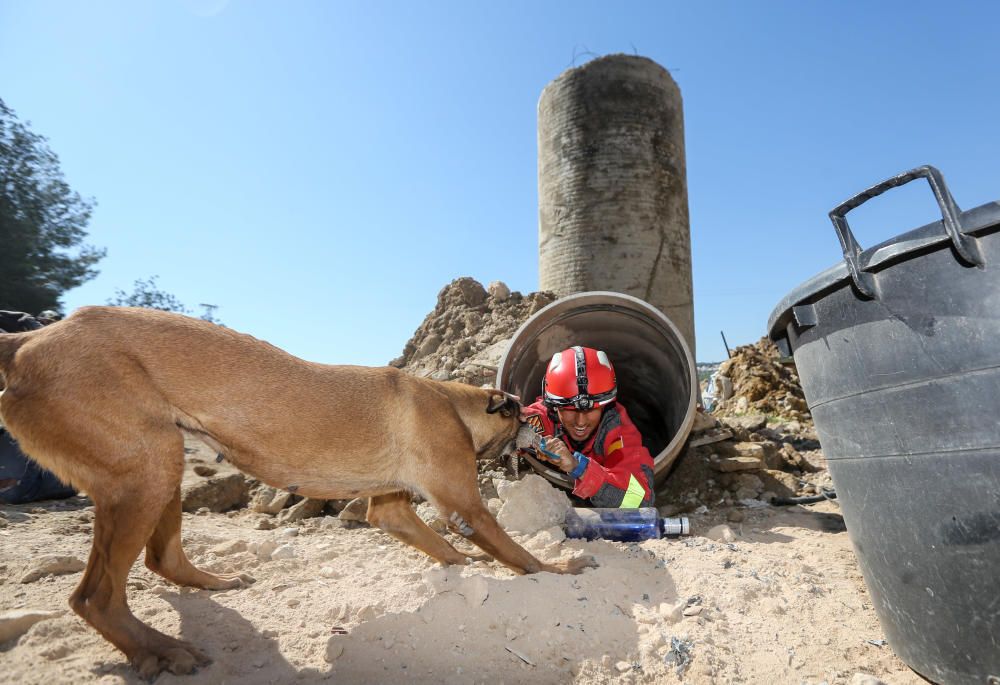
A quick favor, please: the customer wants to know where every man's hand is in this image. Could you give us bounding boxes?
[538,437,577,474]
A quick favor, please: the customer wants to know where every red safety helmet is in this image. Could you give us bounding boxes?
[542,346,617,411]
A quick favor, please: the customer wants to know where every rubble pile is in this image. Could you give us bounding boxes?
[711,337,810,421]
[389,277,556,387]
[656,412,832,516]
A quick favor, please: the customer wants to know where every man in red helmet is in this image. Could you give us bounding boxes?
[521,346,654,508]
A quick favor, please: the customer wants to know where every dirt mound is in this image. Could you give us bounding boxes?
[711,337,810,421]
[389,277,556,387]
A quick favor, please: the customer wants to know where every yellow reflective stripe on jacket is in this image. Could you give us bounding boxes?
[607,437,624,454]
[620,474,645,508]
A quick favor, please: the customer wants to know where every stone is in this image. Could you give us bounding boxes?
[733,442,765,459]
[757,470,799,499]
[690,410,717,433]
[251,540,278,561]
[496,474,571,536]
[0,609,64,642]
[278,497,327,523]
[271,544,296,560]
[711,455,764,473]
[705,524,735,542]
[210,539,248,556]
[182,473,250,513]
[488,281,511,302]
[721,414,767,432]
[20,556,86,583]
[250,486,294,514]
[338,497,369,522]
[416,333,442,359]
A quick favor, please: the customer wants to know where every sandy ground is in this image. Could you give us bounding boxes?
[0,475,926,685]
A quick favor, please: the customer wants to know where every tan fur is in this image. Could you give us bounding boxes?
[0,306,594,678]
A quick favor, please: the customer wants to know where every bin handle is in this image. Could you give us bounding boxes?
[828,165,984,298]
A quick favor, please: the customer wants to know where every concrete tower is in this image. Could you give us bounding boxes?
[538,54,695,357]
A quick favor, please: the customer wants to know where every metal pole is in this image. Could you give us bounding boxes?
[720,331,731,359]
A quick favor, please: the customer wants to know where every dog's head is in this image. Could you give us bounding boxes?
[485,390,521,419]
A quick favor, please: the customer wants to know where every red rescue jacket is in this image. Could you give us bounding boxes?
[523,399,654,507]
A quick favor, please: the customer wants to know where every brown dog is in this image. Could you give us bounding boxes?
[0,306,594,678]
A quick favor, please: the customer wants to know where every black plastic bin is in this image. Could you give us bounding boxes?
[768,166,1000,685]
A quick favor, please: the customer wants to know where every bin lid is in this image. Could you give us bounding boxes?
[767,200,1000,350]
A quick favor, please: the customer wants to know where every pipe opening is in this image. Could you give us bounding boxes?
[498,292,697,488]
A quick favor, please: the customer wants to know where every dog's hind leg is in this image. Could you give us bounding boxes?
[62,422,212,679]
[145,487,255,590]
[366,491,491,565]
[71,478,211,679]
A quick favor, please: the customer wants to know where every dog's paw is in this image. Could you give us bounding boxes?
[204,571,256,590]
[132,642,210,680]
[549,554,598,575]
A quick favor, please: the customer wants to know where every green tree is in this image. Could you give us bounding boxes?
[0,98,105,314]
[108,275,223,324]
[107,275,188,313]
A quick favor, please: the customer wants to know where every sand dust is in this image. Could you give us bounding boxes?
[1,477,924,685]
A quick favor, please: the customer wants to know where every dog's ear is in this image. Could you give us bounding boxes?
[486,391,521,417]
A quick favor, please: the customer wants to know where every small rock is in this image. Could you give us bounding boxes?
[278,497,327,523]
[712,455,764,473]
[682,605,703,617]
[488,281,511,302]
[338,498,369,522]
[660,600,686,624]
[733,442,765,460]
[192,465,217,477]
[721,414,768,432]
[20,556,86,583]
[210,539,248,556]
[253,540,278,561]
[0,609,64,642]
[690,410,717,433]
[705,524,735,542]
[250,486,294,514]
[615,660,631,673]
[727,509,745,523]
[271,544,296,560]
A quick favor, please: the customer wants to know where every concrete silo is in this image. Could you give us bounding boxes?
[537,54,695,358]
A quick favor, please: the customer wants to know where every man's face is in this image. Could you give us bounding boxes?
[556,406,603,443]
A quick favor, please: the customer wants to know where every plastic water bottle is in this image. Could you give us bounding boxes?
[564,507,690,542]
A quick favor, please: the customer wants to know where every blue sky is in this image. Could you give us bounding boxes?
[2,1,998,366]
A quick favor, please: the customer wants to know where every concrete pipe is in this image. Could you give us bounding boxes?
[497,291,697,489]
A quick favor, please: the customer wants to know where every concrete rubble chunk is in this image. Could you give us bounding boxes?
[338,497,369,522]
[711,454,764,473]
[0,609,64,643]
[20,555,86,583]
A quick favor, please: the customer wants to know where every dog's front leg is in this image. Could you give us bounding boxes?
[145,487,255,590]
[366,492,489,565]
[427,493,596,575]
